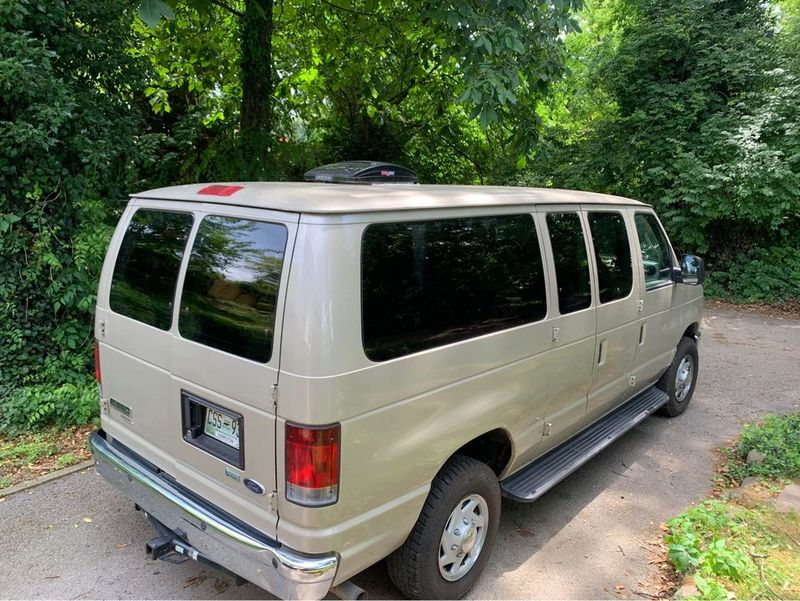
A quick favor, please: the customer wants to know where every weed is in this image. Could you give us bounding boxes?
[725,413,800,484]
[666,499,800,599]
[0,437,59,464]
[0,424,93,488]
[666,500,753,580]
[55,453,79,469]
[666,413,800,600]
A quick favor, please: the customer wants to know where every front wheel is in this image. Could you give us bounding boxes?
[657,336,699,417]
[386,455,501,599]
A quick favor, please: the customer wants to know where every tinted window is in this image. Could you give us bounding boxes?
[635,213,673,289]
[588,212,633,304]
[362,214,547,362]
[546,213,592,314]
[110,210,193,330]
[178,216,287,363]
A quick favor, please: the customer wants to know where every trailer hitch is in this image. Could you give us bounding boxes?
[142,510,247,585]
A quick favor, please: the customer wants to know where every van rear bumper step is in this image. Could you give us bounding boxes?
[501,386,669,502]
[90,431,338,600]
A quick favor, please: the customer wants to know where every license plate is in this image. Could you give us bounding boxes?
[204,409,240,449]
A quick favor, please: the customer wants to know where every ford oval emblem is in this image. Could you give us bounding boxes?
[243,478,266,495]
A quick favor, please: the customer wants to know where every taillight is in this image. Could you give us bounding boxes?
[94,340,102,385]
[285,423,340,507]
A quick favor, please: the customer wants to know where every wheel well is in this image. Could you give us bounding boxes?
[454,429,513,476]
[683,322,700,340]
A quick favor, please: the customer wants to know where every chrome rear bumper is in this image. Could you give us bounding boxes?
[90,431,338,600]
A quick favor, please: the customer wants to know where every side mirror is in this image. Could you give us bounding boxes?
[673,254,706,285]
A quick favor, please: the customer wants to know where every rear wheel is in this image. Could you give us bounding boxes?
[386,455,501,599]
[657,336,699,417]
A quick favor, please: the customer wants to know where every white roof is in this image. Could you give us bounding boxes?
[134,182,646,214]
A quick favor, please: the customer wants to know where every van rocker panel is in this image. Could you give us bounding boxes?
[501,386,669,502]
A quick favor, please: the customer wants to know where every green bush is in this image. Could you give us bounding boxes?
[726,413,800,482]
[664,499,795,600]
[666,500,752,580]
[0,377,99,436]
[0,0,149,404]
[705,247,800,304]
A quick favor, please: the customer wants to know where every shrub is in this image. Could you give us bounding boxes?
[0,0,146,400]
[0,377,99,436]
[666,500,752,580]
[705,247,800,304]
[726,413,800,482]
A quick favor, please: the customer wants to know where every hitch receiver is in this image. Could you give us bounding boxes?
[145,534,175,561]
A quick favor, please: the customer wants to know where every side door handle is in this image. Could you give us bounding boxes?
[597,339,607,370]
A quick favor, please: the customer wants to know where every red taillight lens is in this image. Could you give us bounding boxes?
[285,423,340,507]
[94,341,102,384]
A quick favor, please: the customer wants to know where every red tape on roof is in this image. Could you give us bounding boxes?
[198,184,244,196]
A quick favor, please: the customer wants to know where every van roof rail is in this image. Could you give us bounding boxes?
[303,161,418,184]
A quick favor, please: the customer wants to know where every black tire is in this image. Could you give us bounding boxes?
[657,336,699,417]
[386,455,501,600]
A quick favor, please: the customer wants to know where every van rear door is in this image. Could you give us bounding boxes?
[95,198,298,539]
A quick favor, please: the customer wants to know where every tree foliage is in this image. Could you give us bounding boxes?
[0,0,149,394]
[521,0,800,301]
[139,0,582,167]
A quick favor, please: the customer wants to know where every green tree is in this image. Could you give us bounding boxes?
[138,0,584,180]
[0,0,149,395]
[522,0,800,301]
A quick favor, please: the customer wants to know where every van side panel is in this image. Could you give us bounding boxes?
[277,214,556,582]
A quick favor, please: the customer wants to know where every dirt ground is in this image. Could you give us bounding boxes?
[0,424,93,489]
[1,304,798,600]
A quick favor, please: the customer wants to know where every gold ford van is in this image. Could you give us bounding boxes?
[90,162,704,600]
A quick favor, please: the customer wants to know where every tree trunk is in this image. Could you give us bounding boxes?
[239,0,274,177]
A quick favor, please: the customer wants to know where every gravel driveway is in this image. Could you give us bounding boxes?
[2,304,798,600]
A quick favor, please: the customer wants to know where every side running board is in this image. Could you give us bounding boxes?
[500,386,669,503]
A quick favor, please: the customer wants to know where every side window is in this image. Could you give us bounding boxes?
[545,213,592,314]
[110,209,194,330]
[178,216,288,363]
[362,214,547,362]
[588,212,633,304]
[635,213,673,290]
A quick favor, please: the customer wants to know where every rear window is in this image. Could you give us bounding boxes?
[178,216,287,363]
[110,209,194,330]
[362,214,547,362]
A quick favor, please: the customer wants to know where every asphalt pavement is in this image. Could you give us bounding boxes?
[2,305,799,599]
